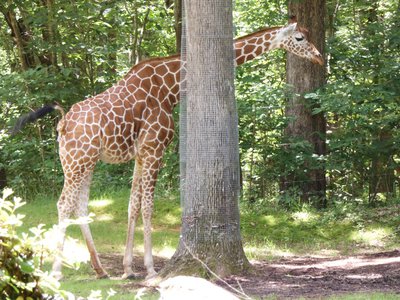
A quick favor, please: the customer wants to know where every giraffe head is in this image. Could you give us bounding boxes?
[276,16,324,66]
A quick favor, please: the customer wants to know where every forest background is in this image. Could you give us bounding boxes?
[0,0,399,209]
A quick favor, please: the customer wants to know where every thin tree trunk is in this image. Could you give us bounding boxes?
[1,4,37,70]
[7,10,29,70]
[174,0,182,52]
[0,168,7,190]
[129,2,151,64]
[40,0,58,66]
[46,0,57,66]
[161,0,250,277]
[282,0,327,208]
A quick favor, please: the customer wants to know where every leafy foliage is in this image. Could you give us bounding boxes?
[317,0,400,202]
[234,0,400,205]
[0,0,399,207]
[0,189,64,299]
[0,0,177,197]
[0,189,121,299]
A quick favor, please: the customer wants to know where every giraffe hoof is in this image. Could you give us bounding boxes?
[96,272,109,279]
[51,271,63,281]
[145,271,158,280]
[122,272,137,280]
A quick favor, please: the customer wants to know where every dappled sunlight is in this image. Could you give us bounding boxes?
[152,230,179,255]
[154,246,176,258]
[89,199,114,209]
[262,215,277,226]
[43,227,89,265]
[97,213,114,222]
[244,241,295,260]
[160,213,181,226]
[350,227,393,247]
[291,211,318,224]
[154,203,182,228]
[63,237,90,265]
[346,273,383,279]
[314,249,341,257]
[270,254,400,270]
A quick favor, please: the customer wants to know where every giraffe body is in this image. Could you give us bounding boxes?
[53,56,182,279]
[14,18,323,279]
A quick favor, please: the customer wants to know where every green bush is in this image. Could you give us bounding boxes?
[0,189,121,300]
[0,189,65,299]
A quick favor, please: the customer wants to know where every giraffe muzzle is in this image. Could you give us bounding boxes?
[314,53,324,66]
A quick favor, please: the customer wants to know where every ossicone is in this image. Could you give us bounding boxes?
[289,15,297,23]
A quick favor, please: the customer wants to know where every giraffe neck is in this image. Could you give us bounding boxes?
[234,26,283,65]
[120,26,285,109]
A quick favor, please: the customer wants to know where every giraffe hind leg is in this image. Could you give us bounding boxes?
[76,171,108,278]
[53,164,107,279]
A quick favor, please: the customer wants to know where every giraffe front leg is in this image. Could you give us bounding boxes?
[122,160,143,279]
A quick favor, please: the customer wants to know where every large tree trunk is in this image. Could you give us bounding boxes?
[281,0,327,208]
[161,0,249,277]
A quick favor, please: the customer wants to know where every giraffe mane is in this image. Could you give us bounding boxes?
[125,54,181,76]
[234,26,283,43]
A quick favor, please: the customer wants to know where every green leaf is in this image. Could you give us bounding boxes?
[19,260,35,274]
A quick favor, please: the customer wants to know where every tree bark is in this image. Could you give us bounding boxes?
[161,0,250,277]
[5,9,29,70]
[129,3,151,64]
[174,0,182,53]
[0,4,37,70]
[40,0,58,66]
[0,168,7,190]
[282,0,327,208]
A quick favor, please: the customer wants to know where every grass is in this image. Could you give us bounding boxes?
[17,188,400,299]
[240,201,400,260]
[327,293,400,300]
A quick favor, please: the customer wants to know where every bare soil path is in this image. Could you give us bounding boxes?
[101,250,400,299]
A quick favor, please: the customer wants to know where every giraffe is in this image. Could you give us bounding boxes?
[13,16,323,280]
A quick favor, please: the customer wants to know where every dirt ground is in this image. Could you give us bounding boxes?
[100,250,400,299]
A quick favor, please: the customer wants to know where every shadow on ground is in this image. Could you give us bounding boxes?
[99,250,400,299]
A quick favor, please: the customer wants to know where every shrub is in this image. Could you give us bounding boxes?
[0,188,67,299]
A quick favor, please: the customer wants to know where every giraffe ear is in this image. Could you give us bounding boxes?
[289,15,297,23]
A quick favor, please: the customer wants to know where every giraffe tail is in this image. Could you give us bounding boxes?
[11,102,66,135]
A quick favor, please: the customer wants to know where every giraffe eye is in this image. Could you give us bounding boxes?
[295,36,304,42]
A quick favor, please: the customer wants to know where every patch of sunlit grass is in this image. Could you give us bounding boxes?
[161,213,181,226]
[244,239,294,260]
[262,215,277,226]
[97,213,114,221]
[88,199,114,209]
[350,227,393,247]
[291,211,318,224]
